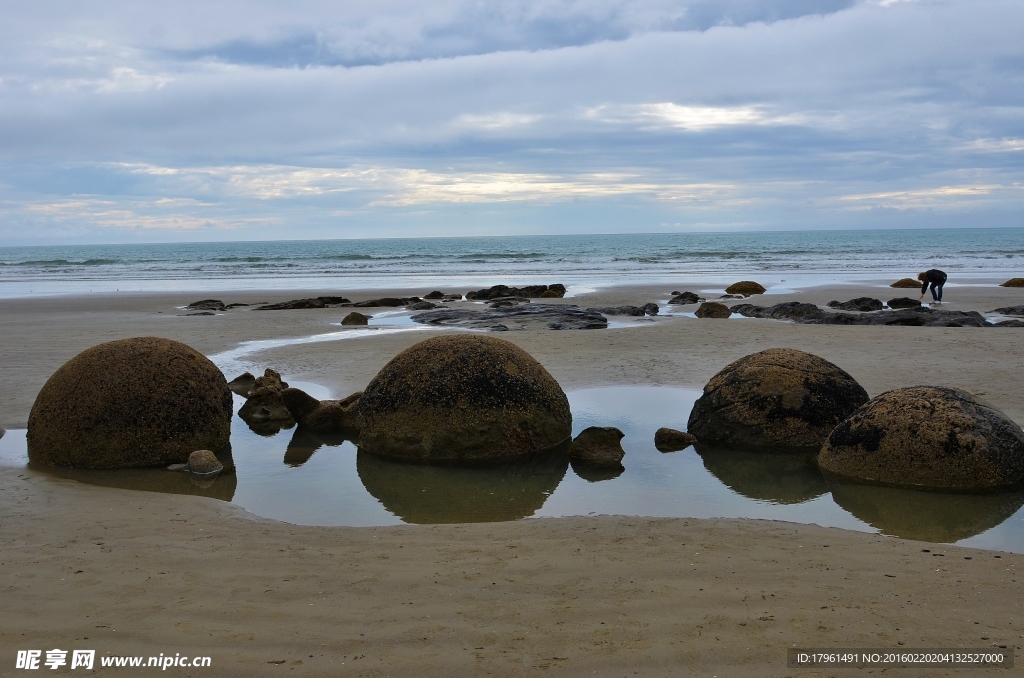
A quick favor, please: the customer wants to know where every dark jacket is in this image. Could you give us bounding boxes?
[921,269,947,293]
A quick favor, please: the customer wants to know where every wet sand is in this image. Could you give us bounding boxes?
[1,281,1023,675]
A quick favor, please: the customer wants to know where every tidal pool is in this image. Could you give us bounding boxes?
[3,385,1024,553]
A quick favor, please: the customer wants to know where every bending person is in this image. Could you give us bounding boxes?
[918,269,947,303]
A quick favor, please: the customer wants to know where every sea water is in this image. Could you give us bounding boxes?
[1,228,1022,297]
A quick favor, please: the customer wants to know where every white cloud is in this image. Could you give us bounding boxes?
[21,197,257,230]
[836,184,1022,210]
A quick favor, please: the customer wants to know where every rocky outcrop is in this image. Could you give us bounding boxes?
[355,335,572,462]
[352,297,422,307]
[730,303,991,327]
[465,284,566,300]
[730,302,825,322]
[238,368,292,425]
[654,427,697,452]
[694,302,731,318]
[586,303,659,316]
[668,292,701,305]
[827,298,883,312]
[1000,278,1024,287]
[411,304,608,330]
[725,281,766,296]
[341,311,370,325]
[891,278,922,288]
[687,348,869,451]
[27,337,233,469]
[819,386,1024,491]
[281,388,362,433]
[887,297,921,309]
[256,296,351,310]
[992,305,1024,316]
[187,299,227,312]
[568,427,626,467]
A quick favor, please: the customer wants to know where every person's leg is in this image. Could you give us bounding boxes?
[936,283,944,302]
[930,283,939,302]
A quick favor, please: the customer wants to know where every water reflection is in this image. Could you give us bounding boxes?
[828,479,1024,542]
[356,444,570,524]
[29,463,237,501]
[569,458,624,482]
[695,444,829,505]
[284,428,354,467]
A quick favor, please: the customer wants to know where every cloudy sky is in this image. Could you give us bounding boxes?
[0,0,1021,244]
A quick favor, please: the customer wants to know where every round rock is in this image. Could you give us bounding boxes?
[819,387,1024,491]
[341,311,370,325]
[356,335,572,462]
[28,337,232,469]
[654,427,697,452]
[569,426,625,466]
[687,348,869,450]
[695,302,732,318]
[725,281,766,296]
[187,450,224,475]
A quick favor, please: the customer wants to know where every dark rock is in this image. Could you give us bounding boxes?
[187,299,227,311]
[687,348,869,451]
[729,303,767,318]
[316,296,352,305]
[187,450,224,475]
[642,303,659,316]
[540,290,561,298]
[821,307,989,327]
[0,426,5,440]
[411,304,608,330]
[993,319,1024,327]
[465,284,565,300]
[227,371,256,396]
[27,337,232,469]
[238,369,293,424]
[654,427,697,452]
[488,296,530,308]
[408,301,438,310]
[424,291,446,299]
[569,426,626,466]
[764,302,825,322]
[1000,278,1024,287]
[256,298,326,310]
[282,388,362,433]
[827,297,883,312]
[887,297,922,309]
[669,292,701,305]
[586,305,646,316]
[891,278,922,288]
[489,324,509,331]
[725,281,766,296]
[443,293,463,301]
[992,305,1024,316]
[341,311,370,325]
[694,302,731,318]
[355,335,572,462]
[819,386,1024,491]
[352,297,421,307]
[182,311,216,316]
[225,303,249,309]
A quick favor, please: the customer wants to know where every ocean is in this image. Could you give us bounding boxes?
[1,228,1022,297]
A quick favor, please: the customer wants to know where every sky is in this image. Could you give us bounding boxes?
[0,0,1022,245]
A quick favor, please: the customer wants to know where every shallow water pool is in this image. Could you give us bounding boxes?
[3,385,1024,553]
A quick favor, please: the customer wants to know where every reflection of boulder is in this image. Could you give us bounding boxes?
[245,418,295,437]
[31,460,237,501]
[356,335,572,462]
[819,387,1024,491]
[695,444,828,504]
[688,348,869,451]
[569,458,624,482]
[282,388,361,433]
[28,337,233,469]
[355,445,569,523]
[283,428,354,467]
[828,479,1024,542]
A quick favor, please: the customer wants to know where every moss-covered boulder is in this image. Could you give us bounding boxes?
[695,302,732,318]
[356,335,571,462]
[725,281,766,296]
[687,348,869,451]
[1000,278,1024,288]
[28,337,232,469]
[819,387,1024,491]
[890,278,922,288]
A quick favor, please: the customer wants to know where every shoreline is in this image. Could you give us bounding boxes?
[2,281,1024,674]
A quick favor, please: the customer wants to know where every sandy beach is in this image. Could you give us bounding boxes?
[2,281,1023,676]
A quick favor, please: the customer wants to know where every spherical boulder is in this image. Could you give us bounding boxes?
[28,337,232,469]
[695,302,732,318]
[818,387,1024,491]
[687,348,869,450]
[1000,278,1024,288]
[355,335,572,462]
[725,281,766,296]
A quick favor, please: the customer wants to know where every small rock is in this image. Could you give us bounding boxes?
[569,427,625,467]
[342,311,370,325]
[641,302,659,316]
[725,281,766,296]
[890,278,922,288]
[887,297,922,309]
[992,305,1024,316]
[827,297,884,312]
[695,302,732,318]
[465,284,565,300]
[187,299,227,311]
[187,450,224,475]
[424,291,446,299]
[408,301,437,310]
[540,290,561,298]
[999,278,1024,288]
[668,291,700,305]
[238,369,293,423]
[282,388,362,433]
[227,372,256,396]
[654,428,697,452]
